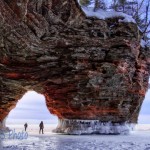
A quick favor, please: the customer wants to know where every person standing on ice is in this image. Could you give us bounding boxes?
[39,121,44,134]
[24,123,28,131]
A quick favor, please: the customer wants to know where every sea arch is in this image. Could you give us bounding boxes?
[0,0,149,134]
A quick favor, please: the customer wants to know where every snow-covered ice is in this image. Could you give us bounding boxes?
[1,124,150,150]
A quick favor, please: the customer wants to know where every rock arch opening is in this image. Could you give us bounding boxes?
[5,91,58,131]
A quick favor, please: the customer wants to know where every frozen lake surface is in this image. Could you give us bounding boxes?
[1,124,150,150]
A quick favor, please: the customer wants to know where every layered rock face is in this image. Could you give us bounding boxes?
[0,0,150,134]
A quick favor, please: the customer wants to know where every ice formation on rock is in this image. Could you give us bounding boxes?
[53,119,135,135]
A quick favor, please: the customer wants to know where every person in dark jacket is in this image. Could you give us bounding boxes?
[24,123,28,131]
[39,121,44,134]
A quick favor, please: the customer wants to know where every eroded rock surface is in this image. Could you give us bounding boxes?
[0,0,150,134]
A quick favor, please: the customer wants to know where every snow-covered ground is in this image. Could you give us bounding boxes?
[0,124,150,150]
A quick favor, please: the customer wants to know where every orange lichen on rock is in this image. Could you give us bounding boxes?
[4,73,21,79]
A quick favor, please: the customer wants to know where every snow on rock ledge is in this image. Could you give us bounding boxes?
[53,119,135,135]
[82,7,135,23]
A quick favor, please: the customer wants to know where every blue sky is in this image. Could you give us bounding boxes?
[138,78,150,124]
[6,91,58,125]
[138,90,150,124]
[6,82,150,125]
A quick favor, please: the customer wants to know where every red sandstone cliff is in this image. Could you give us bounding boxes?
[0,0,150,130]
